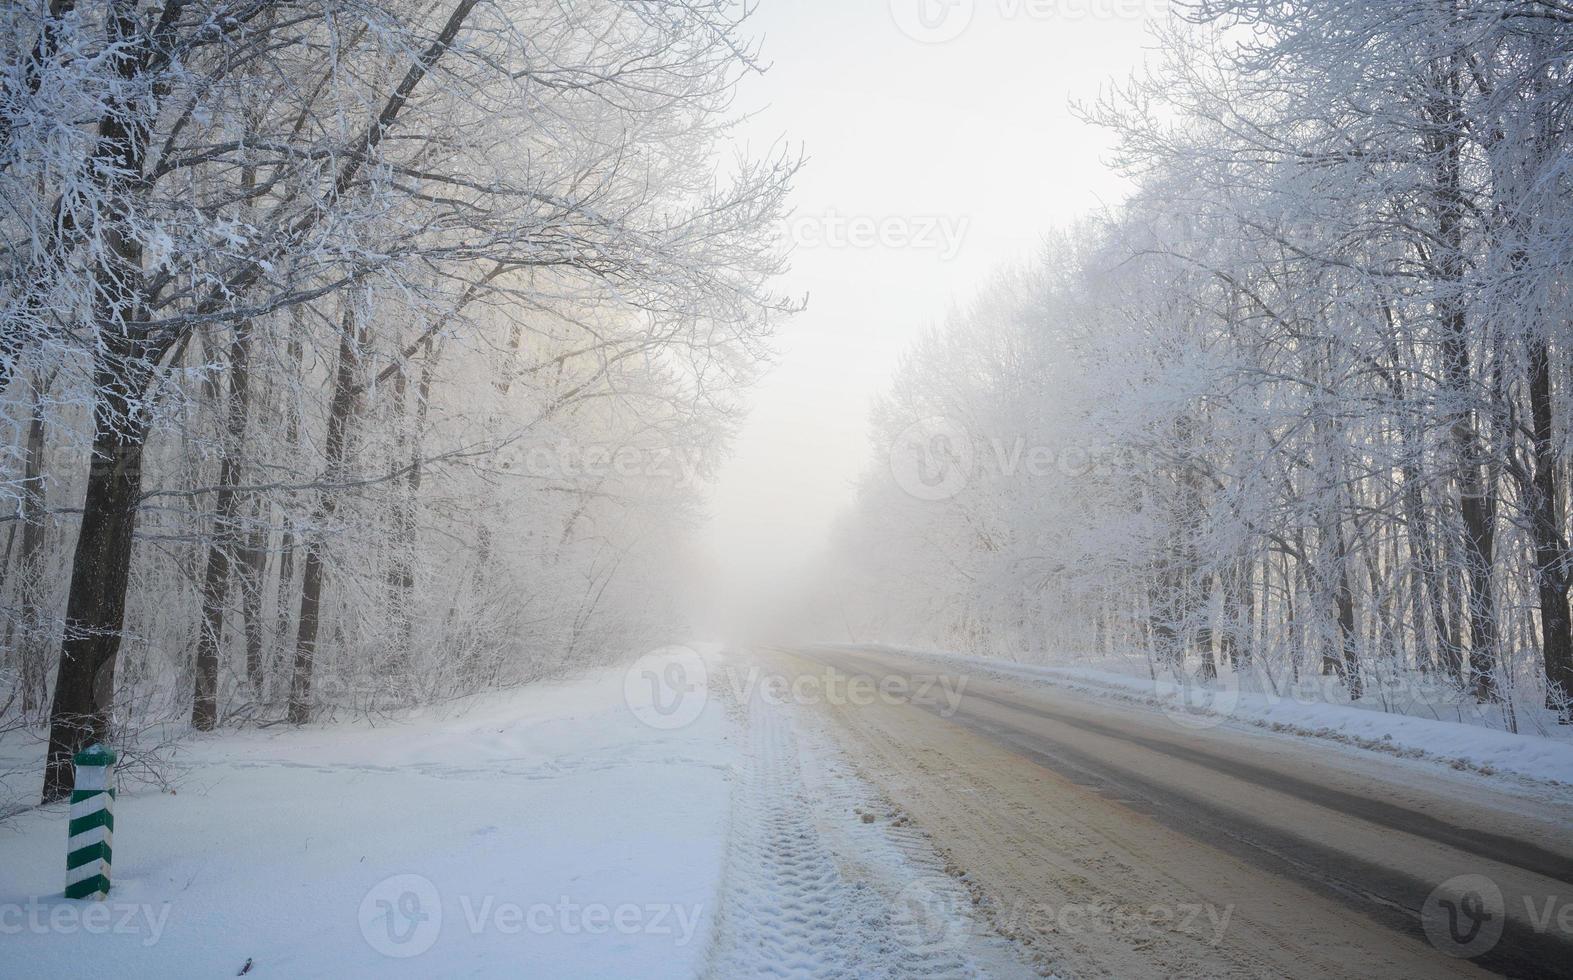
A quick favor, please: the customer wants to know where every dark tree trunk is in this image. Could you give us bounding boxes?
[288,543,328,725]
[191,325,252,729]
[190,497,232,729]
[1431,38,1499,701]
[42,358,150,801]
[1284,552,1302,683]
[231,162,266,695]
[1333,521,1362,700]
[238,513,268,693]
[273,529,297,682]
[1526,336,1573,720]
[1444,395,1499,699]
[272,332,304,678]
[288,306,362,724]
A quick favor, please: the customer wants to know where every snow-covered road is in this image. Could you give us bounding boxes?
[777,644,1573,979]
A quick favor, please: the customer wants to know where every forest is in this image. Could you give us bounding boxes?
[0,0,794,803]
[825,0,1573,734]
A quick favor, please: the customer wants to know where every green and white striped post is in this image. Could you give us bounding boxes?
[65,744,115,900]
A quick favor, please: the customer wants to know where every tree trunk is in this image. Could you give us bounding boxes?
[238,512,268,693]
[1333,520,1362,700]
[42,358,150,801]
[1430,30,1499,701]
[1223,558,1252,670]
[1526,335,1573,719]
[189,502,230,729]
[1148,563,1182,669]
[385,342,438,670]
[191,324,253,729]
[1386,337,1449,675]
[287,305,362,724]
[14,373,52,712]
[272,331,304,679]
[1196,572,1217,680]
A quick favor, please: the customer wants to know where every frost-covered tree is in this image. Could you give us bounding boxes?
[823,2,1573,734]
[0,0,794,801]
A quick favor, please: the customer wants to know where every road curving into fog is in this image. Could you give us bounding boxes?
[762,644,1573,979]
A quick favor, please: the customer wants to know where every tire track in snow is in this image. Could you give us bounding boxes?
[704,657,1042,979]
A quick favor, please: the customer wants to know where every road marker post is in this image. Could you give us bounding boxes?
[65,743,116,900]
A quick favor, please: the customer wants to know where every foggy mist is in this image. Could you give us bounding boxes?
[698,2,1148,638]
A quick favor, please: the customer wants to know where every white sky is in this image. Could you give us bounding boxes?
[698,0,1162,625]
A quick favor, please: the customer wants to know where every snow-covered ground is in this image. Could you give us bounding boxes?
[841,643,1573,788]
[0,646,1037,978]
[14,639,1561,977]
[1,652,735,977]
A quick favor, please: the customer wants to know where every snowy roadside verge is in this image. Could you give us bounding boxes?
[829,643,1573,790]
[0,653,736,978]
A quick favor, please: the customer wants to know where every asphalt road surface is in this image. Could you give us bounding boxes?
[764,645,1573,979]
